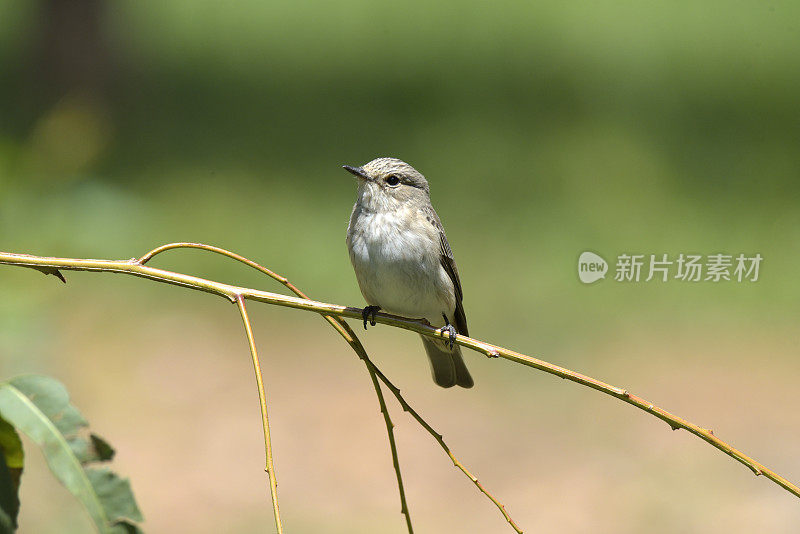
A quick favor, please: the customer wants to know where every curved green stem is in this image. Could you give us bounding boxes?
[235,295,283,533]
[2,248,798,505]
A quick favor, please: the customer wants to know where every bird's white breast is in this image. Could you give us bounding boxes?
[347,204,455,325]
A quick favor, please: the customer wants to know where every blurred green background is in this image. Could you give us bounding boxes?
[1,1,799,532]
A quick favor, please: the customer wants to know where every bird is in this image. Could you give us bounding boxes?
[343,157,473,388]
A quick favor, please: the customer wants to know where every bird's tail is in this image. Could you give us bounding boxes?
[421,336,474,388]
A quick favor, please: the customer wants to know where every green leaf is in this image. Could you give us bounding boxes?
[0,375,143,533]
[0,417,22,530]
[0,507,14,534]
[0,419,23,470]
[0,448,19,532]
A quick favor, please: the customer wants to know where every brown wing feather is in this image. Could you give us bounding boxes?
[423,206,469,337]
[440,252,469,336]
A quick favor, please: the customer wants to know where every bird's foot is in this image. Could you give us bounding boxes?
[440,313,457,350]
[442,323,457,349]
[362,305,381,330]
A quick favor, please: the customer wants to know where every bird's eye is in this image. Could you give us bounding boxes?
[385,175,400,186]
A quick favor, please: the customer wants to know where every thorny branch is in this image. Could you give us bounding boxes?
[2,245,799,534]
[137,244,522,531]
[138,243,417,533]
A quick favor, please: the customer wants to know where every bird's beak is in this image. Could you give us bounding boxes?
[342,165,370,181]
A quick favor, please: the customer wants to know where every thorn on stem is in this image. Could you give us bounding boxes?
[34,266,67,283]
[748,465,763,476]
[487,350,500,358]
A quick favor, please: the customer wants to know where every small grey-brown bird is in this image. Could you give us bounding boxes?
[343,157,473,388]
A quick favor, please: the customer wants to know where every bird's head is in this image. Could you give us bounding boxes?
[343,157,430,212]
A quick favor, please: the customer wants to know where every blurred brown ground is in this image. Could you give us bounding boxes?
[9,281,800,533]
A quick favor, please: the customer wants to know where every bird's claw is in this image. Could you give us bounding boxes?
[440,313,457,349]
[442,323,457,350]
[362,305,381,330]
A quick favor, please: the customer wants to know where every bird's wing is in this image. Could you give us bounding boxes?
[423,206,469,337]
